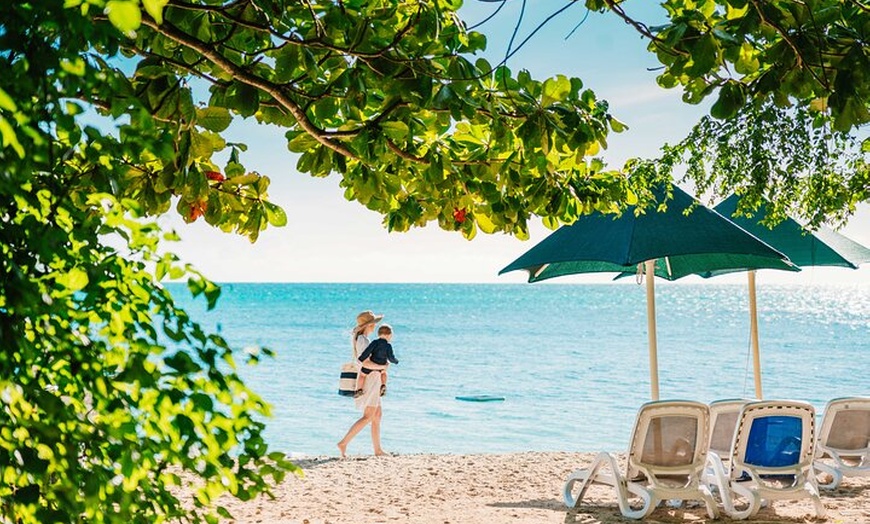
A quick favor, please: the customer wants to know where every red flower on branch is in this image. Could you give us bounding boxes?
[205,171,225,182]
[453,208,467,224]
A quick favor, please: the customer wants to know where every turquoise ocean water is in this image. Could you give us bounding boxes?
[169,283,869,457]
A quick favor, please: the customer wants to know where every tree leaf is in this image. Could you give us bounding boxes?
[735,43,760,75]
[57,267,89,291]
[196,107,233,132]
[105,1,142,35]
[541,75,571,106]
[164,351,201,374]
[474,211,497,234]
[142,0,169,24]
[0,87,17,112]
[808,97,828,112]
[0,116,24,158]
[263,201,287,227]
[381,121,409,140]
[286,132,319,153]
[229,82,259,117]
[609,117,628,133]
[710,81,745,119]
[833,97,870,131]
[687,34,718,76]
[224,173,259,186]
[190,131,215,159]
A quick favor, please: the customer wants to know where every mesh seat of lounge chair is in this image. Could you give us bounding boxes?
[563,400,718,520]
[814,397,870,490]
[704,400,826,520]
[708,399,750,458]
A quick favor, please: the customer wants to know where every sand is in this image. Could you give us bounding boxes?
[212,451,870,523]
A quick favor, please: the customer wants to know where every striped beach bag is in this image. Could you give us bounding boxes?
[338,362,358,397]
[337,339,359,397]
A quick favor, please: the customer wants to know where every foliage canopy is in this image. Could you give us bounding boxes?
[587,0,869,225]
[1,0,868,522]
[1,0,628,521]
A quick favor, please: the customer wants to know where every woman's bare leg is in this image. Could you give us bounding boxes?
[337,408,375,457]
[371,406,385,456]
[355,374,365,395]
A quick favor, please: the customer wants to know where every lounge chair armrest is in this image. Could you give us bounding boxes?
[813,460,842,491]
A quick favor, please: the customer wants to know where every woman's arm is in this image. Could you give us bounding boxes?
[359,357,387,370]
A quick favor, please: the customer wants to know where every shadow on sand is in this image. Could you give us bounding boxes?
[486,498,563,512]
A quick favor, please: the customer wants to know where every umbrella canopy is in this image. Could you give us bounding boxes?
[500,184,798,400]
[714,195,870,269]
[501,186,796,282]
[713,194,870,398]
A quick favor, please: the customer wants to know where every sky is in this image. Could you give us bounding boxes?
[160,1,870,285]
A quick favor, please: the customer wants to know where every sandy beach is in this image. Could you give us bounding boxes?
[212,451,870,523]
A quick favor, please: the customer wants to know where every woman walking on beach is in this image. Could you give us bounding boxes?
[337,310,388,457]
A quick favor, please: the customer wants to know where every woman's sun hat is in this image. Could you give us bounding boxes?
[355,310,384,328]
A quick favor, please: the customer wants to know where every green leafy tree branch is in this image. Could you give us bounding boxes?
[0,1,630,521]
[590,0,870,129]
[577,0,869,225]
[83,0,631,240]
[1,182,298,522]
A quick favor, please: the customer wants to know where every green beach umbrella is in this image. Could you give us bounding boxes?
[499,184,797,401]
[714,194,870,399]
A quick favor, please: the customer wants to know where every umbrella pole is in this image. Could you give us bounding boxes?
[645,259,660,401]
[748,270,763,399]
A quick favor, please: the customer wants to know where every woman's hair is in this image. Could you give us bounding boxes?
[350,325,367,357]
[352,321,373,338]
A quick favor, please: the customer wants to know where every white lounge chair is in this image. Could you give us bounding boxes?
[814,397,870,490]
[562,400,718,519]
[704,400,826,520]
[708,399,749,458]
[703,399,749,496]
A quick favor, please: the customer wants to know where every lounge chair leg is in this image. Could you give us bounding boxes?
[563,453,610,508]
[813,462,842,491]
[564,452,645,519]
[562,472,582,508]
[805,482,827,518]
[619,481,657,520]
[699,485,719,519]
[724,482,759,520]
[704,453,732,517]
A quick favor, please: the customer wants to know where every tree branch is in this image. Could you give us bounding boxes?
[300,0,326,39]
[126,46,224,88]
[167,0,248,13]
[801,0,832,87]
[603,0,685,57]
[847,0,870,12]
[750,0,830,90]
[385,139,501,167]
[386,139,426,163]
[171,0,476,88]
[138,16,361,162]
